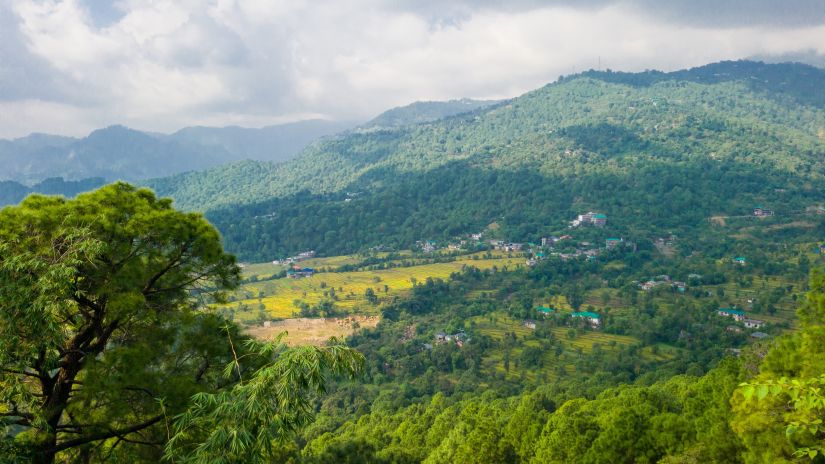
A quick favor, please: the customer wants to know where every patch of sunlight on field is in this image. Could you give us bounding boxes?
[223,255,523,321]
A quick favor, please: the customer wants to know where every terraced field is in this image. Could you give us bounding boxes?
[224,255,524,322]
[471,312,642,382]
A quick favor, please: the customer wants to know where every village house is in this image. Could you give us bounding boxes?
[743,318,765,329]
[571,311,601,328]
[718,308,746,321]
[570,212,607,228]
[493,242,523,252]
[523,320,537,330]
[541,236,560,247]
[640,280,661,291]
[605,237,623,249]
[470,233,483,241]
[673,281,687,292]
[750,332,770,340]
[820,243,825,254]
[536,306,555,317]
[287,267,315,279]
[526,258,538,267]
[753,206,774,217]
[733,257,746,265]
[421,241,437,253]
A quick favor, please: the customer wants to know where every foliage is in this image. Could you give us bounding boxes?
[165,334,364,463]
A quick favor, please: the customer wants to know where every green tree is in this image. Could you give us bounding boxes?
[0,184,363,463]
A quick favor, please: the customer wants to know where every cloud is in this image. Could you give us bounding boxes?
[0,0,824,138]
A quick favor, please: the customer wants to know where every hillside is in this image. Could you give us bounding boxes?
[144,60,825,261]
[0,120,355,184]
[360,98,503,128]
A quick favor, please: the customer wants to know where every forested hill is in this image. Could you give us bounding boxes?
[144,60,825,260]
[360,98,504,128]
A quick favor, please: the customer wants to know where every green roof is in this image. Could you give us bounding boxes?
[734,257,746,261]
[571,311,601,319]
[606,238,621,241]
[593,214,607,219]
[536,306,555,313]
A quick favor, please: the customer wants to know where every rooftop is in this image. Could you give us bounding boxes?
[571,311,601,319]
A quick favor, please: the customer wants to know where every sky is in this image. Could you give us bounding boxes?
[1,0,824,139]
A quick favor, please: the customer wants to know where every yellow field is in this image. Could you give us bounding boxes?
[225,255,524,321]
[245,315,380,346]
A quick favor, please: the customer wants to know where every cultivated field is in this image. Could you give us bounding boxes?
[245,315,380,346]
[224,254,524,321]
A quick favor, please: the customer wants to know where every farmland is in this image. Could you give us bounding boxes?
[245,315,380,346]
[222,253,524,323]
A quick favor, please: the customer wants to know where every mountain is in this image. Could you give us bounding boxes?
[0,177,106,207]
[166,119,355,163]
[143,61,825,260]
[360,98,503,129]
[0,120,356,184]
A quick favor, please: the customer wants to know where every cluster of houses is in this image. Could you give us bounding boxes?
[433,330,468,347]
[638,275,687,292]
[570,212,607,228]
[524,306,602,329]
[717,307,766,329]
[490,240,524,252]
[273,250,316,265]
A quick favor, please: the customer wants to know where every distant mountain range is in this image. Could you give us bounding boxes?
[0,97,504,189]
[0,120,356,184]
[0,177,106,207]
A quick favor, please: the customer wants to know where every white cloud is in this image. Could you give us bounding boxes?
[1,0,824,138]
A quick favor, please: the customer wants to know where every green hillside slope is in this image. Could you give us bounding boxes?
[145,61,825,260]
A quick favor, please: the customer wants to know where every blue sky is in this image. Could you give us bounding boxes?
[1,0,823,138]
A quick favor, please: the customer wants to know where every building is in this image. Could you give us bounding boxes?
[541,236,561,247]
[733,257,746,265]
[753,207,774,217]
[287,267,315,279]
[571,311,601,328]
[526,258,538,267]
[820,244,825,254]
[673,281,687,292]
[751,332,770,340]
[523,320,537,330]
[640,281,660,291]
[536,306,555,317]
[471,233,483,241]
[718,308,746,321]
[743,318,765,329]
[422,241,437,253]
[605,237,623,249]
[570,212,607,228]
